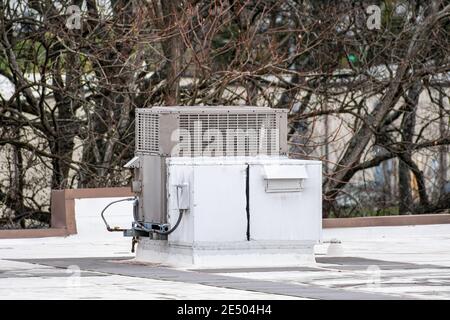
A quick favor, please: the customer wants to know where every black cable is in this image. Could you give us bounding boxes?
[154,209,184,235]
[246,165,250,241]
[151,184,186,235]
[132,198,139,222]
[101,194,185,235]
[101,197,135,232]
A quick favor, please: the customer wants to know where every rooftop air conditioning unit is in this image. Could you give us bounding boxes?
[106,106,322,267]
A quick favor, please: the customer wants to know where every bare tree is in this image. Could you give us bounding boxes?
[0,0,449,228]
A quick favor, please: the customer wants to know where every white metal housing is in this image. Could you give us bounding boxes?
[128,106,322,267]
[135,156,322,267]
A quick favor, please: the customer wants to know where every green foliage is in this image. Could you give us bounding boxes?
[381,0,410,34]
[8,39,48,73]
[329,206,400,218]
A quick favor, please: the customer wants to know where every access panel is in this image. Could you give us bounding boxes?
[248,161,322,242]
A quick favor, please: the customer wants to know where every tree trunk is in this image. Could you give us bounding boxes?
[398,81,422,214]
[161,1,183,105]
[398,161,413,213]
[438,90,448,197]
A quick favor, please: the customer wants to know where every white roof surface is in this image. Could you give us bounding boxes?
[1,197,450,299]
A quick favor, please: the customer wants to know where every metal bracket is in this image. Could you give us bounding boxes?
[123,221,171,237]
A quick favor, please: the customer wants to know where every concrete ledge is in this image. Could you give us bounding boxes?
[52,187,133,236]
[64,187,133,199]
[323,214,450,228]
[0,187,133,239]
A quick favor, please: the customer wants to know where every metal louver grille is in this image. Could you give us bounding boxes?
[178,113,279,157]
[136,111,159,154]
[134,107,286,157]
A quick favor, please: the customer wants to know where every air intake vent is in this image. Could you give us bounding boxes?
[136,111,160,154]
[135,107,287,157]
[178,113,279,157]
